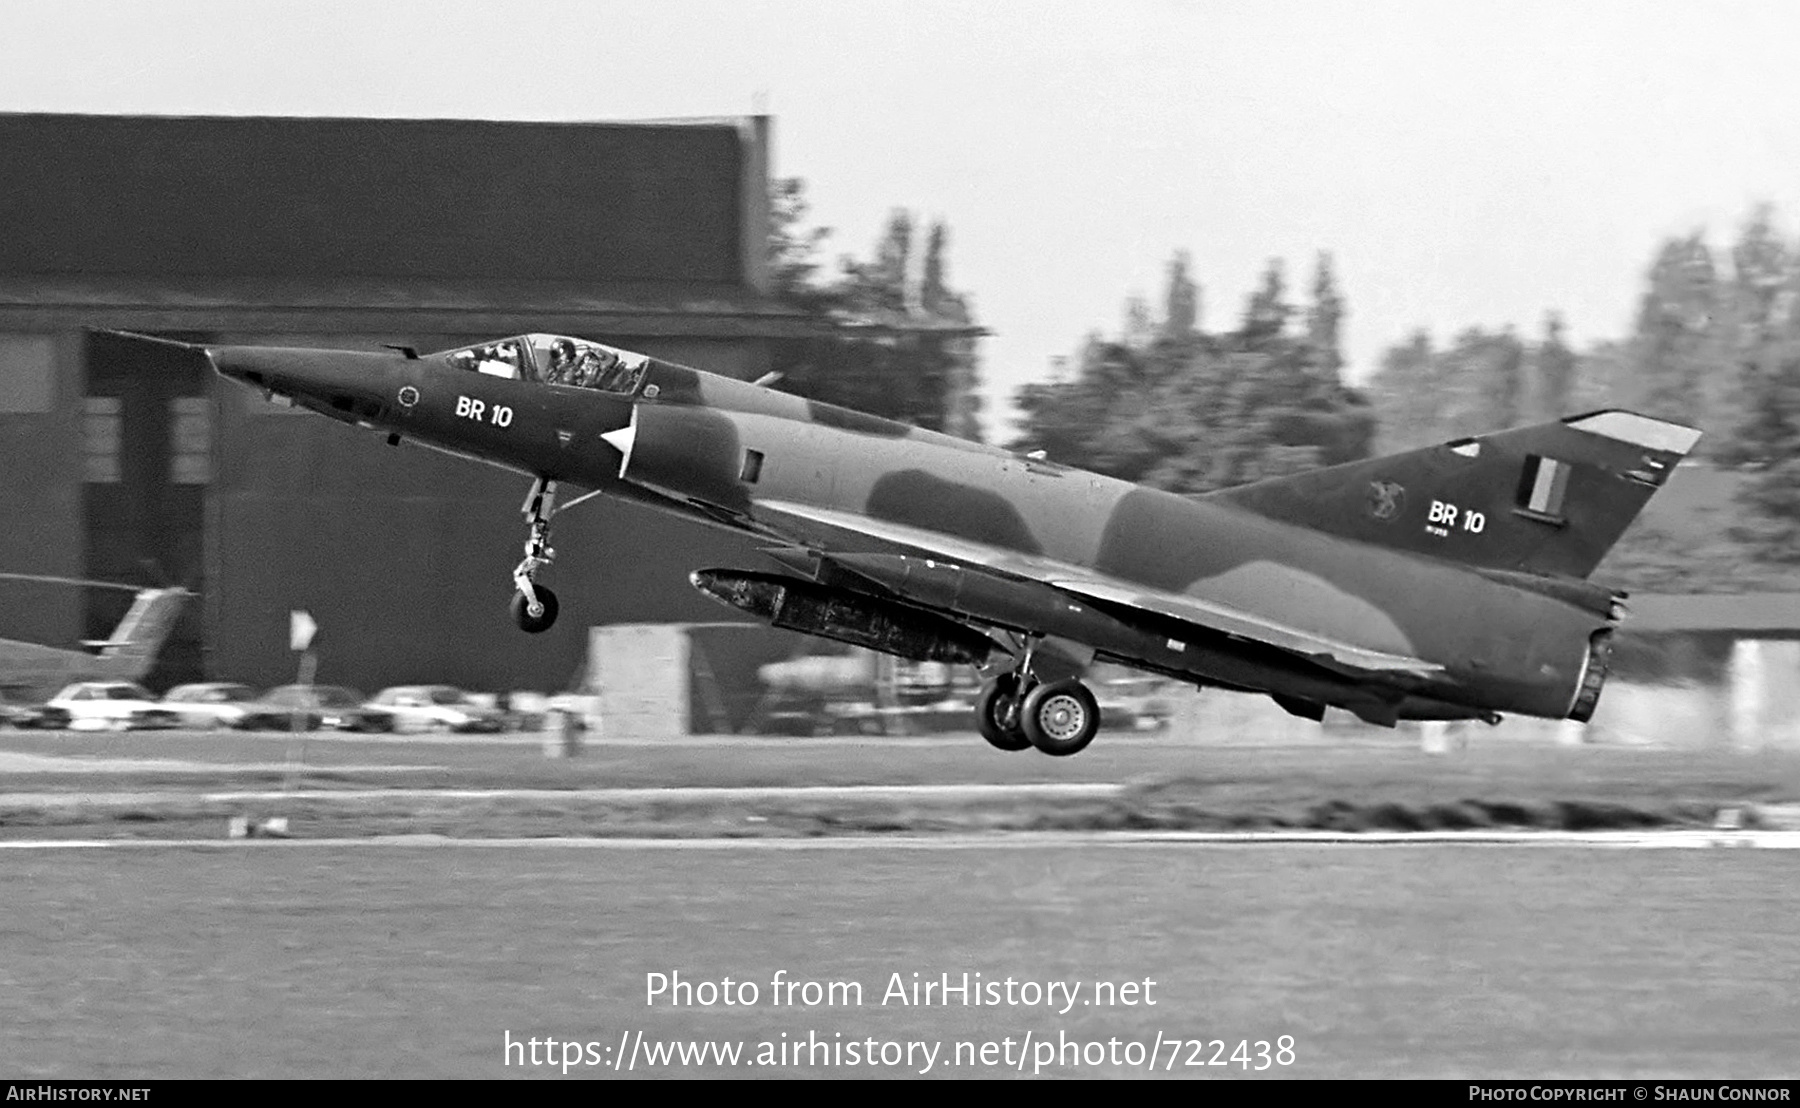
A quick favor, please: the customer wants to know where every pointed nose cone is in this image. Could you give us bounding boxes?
[206,345,279,388]
[209,344,408,422]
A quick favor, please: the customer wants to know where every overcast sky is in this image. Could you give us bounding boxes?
[7,1,1800,438]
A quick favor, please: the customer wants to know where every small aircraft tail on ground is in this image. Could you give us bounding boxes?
[0,585,191,699]
[83,587,190,669]
[1211,410,1703,580]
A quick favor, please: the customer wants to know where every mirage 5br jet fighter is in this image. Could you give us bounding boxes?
[122,330,1698,756]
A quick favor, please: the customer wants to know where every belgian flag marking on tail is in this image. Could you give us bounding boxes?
[1517,455,1572,521]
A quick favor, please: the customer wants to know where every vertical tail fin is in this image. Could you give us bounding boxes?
[1210,410,1702,579]
[92,588,190,670]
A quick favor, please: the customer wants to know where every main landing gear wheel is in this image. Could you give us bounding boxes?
[510,585,559,634]
[976,674,1032,752]
[1021,679,1100,757]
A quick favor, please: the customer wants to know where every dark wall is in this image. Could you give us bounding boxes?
[212,382,767,695]
[81,330,212,687]
[0,338,81,650]
[0,114,743,284]
[1,111,773,693]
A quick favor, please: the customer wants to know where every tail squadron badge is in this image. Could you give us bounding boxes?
[1367,480,1405,522]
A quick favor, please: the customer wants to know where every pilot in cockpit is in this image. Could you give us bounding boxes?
[547,338,578,385]
[577,347,616,388]
[594,350,641,392]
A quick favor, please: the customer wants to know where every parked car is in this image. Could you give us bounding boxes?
[1095,674,1175,732]
[366,685,508,733]
[225,687,327,732]
[0,689,71,730]
[46,681,181,731]
[160,682,260,729]
[251,685,396,733]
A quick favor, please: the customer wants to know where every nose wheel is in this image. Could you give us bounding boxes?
[511,585,559,633]
[512,477,559,633]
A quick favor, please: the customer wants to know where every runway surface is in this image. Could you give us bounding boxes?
[0,782,1125,808]
[4,840,1796,1078]
[7,729,1798,1078]
[4,828,1800,849]
[0,750,443,775]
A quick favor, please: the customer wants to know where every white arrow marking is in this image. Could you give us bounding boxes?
[600,415,637,478]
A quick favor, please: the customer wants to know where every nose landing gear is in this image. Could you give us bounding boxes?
[512,477,559,633]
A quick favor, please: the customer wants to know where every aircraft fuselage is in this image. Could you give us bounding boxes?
[205,338,1616,728]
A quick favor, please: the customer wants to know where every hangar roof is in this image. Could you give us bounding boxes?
[0,273,809,337]
[0,113,761,287]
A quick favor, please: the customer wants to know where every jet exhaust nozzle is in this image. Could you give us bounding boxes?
[689,569,992,666]
[1567,629,1613,723]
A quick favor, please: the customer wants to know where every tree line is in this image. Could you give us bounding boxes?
[770,179,1800,591]
[764,179,982,441]
[1010,252,1375,495]
[1004,205,1800,591]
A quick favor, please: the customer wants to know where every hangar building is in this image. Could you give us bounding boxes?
[0,112,811,694]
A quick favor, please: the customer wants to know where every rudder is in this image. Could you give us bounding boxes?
[1208,410,1702,579]
[94,588,190,665]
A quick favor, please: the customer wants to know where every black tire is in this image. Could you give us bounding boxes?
[511,585,559,633]
[975,675,1031,752]
[1021,679,1101,757]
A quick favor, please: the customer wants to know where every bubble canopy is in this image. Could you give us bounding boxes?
[438,334,651,395]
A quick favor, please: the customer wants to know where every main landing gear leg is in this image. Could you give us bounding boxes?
[976,672,1032,751]
[974,636,1103,757]
[510,477,560,633]
[976,636,1037,752]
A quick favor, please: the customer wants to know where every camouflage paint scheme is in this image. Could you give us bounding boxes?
[188,333,1699,728]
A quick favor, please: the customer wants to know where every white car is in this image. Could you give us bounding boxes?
[160,682,260,729]
[366,685,508,734]
[47,681,182,731]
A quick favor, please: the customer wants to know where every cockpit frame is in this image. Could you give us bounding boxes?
[439,333,652,396]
